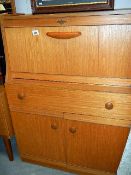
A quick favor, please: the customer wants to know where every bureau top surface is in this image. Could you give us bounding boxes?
[1,9,131,27]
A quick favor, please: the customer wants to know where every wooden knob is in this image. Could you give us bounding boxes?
[69,127,77,134]
[51,123,58,130]
[105,102,113,110]
[17,92,25,100]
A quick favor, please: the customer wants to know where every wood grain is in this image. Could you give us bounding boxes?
[2,12,131,28]
[0,86,14,136]
[11,111,129,174]
[4,26,98,77]
[65,119,129,173]
[0,118,9,136]
[11,72,131,88]
[99,25,131,78]
[4,25,131,79]
[5,82,131,123]
[22,156,115,175]
[11,112,66,163]
[2,11,131,174]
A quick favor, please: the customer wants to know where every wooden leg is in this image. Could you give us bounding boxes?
[2,136,14,161]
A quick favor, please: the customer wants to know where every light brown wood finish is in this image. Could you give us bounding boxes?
[46,32,81,39]
[99,25,131,78]
[5,82,131,122]
[11,111,129,174]
[12,112,66,163]
[2,11,131,174]
[11,73,131,87]
[65,119,129,173]
[5,26,98,76]
[4,26,131,79]
[2,11,131,28]
[0,86,14,136]
[22,156,115,175]
[0,86,14,161]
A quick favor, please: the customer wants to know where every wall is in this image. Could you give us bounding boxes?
[114,0,131,9]
[15,0,32,14]
[14,0,131,14]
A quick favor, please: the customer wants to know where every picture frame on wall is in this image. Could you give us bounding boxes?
[31,0,114,14]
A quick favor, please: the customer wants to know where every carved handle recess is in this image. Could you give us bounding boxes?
[46,32,81,39]
[17,92,25,100]
[105,102,113,110]
[69,127,77,134]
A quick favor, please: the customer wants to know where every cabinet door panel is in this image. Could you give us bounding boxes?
[65,119,129,173]
[11,112,65,162]
[99,25,131,78]
[11,112,43,157]
[41,116,66,162]
[5,26,98,77]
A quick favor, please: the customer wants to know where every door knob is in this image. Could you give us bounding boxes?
[51,123,58,130]
[69,127,77,134]
[17,92,25,100]
[105,102,113,110]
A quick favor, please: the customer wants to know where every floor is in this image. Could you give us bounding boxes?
[0,133,131,175]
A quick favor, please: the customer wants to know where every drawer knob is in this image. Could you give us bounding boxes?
[69,127,77,134]
[105,102,113,110]
[51,123,58,130]
[17,93,25,100]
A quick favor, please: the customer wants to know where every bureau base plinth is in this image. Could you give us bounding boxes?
[21,156,115,175]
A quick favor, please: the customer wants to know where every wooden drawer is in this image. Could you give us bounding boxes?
[5,82,131,124]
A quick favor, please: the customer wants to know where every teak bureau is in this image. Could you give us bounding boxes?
[2,10,131,175]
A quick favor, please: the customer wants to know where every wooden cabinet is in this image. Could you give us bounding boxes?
[2,10,131,175]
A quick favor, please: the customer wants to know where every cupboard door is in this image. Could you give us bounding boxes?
[11,112,66,163]
[99,25,131,78]
[65,119,129,173]
[5,26,98,76]
[42,116,66,162]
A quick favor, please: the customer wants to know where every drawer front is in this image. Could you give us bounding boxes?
[5,26,98,77]
[5,82,131,123]
[0,118,8,136]
[5,25,131,79]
